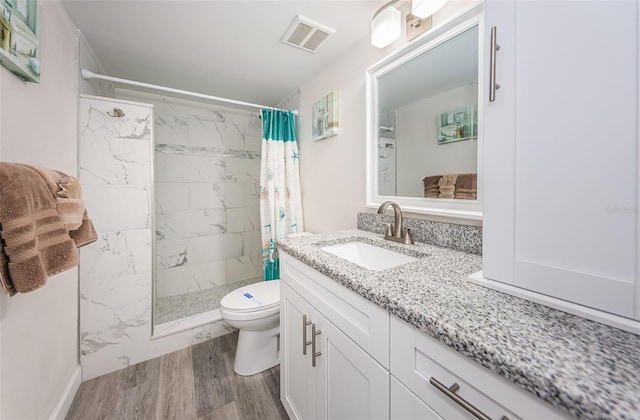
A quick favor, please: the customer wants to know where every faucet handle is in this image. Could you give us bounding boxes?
[404,228,415,245]
[383,223,393,237]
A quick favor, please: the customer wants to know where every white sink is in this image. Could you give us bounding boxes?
[321,241,418,271]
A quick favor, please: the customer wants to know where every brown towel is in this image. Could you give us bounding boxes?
[20,164,85,230]
[70,210,98,247]
[455,173,477,200]
[0,163,97,296]
[422,175,442,198]
[438,174,459,198]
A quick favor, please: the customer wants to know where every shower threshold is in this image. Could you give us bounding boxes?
[153,277,261,337]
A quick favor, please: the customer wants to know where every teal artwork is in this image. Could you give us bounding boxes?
[436,105,477,145]
[0,0,42,83]
[312,91,339,141]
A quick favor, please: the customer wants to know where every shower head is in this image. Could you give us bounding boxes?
[379,126,395,132]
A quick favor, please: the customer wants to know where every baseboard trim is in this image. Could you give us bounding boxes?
[49,365,81,420]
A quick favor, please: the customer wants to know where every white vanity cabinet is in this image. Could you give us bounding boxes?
[481,0,640,321]
[280,251,578,419]
[390,376,442,420]
[389,316,571,420]
[280,252,390,420]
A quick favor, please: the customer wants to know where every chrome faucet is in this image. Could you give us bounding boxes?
[377,201,414,245]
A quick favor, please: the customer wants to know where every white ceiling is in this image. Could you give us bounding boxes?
[61,0,387,107]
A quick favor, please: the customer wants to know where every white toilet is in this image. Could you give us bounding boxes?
[220,279,281,376]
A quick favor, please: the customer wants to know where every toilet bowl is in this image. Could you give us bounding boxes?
[220,279,280,376]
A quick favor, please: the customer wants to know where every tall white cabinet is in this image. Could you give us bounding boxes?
[481,0,640,322]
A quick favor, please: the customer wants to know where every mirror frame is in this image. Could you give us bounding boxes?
[365,4,484,220]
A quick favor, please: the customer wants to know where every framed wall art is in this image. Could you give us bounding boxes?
[0,0,42,83]
[312,90,339,141]
[436,105,476,145]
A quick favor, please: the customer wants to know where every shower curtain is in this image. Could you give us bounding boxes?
[260,109,304,280]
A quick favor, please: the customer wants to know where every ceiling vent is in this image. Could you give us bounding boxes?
[281,15,336,53]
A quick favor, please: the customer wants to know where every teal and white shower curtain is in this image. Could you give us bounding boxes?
[260,109,304,280]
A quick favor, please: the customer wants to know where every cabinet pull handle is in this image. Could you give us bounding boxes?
[429,377,509,420]
[302,315,312,355]
[311,323,322,367]
[489,26,501,102]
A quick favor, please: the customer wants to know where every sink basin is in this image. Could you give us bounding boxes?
[321,241,418,271]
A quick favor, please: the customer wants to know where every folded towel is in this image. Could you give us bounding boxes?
[438,174,459,187]
[423,175,442,198]
[70,210,98,247]
[438,174,458,198]
[0,163,97,296]
[439,186,455,198]
[20,164,85,231]
[455,173,477,200]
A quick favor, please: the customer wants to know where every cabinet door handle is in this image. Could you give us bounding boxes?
[311,323,322,367]
[302,315,312,355]
[489,26,501,102]
[429,377,509,420]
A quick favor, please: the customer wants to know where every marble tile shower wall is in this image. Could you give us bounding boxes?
[78,95,232,380]
[152,97,263,298]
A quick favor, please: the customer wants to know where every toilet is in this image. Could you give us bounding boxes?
[220,279,281,376]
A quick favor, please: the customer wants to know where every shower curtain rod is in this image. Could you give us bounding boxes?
[81,69,296,114]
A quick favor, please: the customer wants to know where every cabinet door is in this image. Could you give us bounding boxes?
[483,0,639,319]
[280,283,315,420]
[391,376,441,420]
[314,312,389,420]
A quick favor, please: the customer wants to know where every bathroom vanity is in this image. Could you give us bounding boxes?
[278,230,640,420]
[366,0,640,329]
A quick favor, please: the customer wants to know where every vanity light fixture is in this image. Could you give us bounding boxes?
[411,0,448,19]
[371,0,402,48]
[371,0,448,48]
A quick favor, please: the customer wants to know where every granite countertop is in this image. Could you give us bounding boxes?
[277,229,640,420]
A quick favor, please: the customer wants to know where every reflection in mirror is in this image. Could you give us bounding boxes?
[377,25,478,200]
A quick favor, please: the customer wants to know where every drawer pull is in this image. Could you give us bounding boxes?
[302,315,312,355]
[489,26,501,102]
[429,377,509,420]
[312,323,322,367]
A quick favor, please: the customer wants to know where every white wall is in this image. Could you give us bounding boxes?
[396,83,478,197]
[78,31,115,97]
[299,1,481,232]
[0,1,81,418]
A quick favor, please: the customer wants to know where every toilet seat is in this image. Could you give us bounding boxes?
[220,305,280,321]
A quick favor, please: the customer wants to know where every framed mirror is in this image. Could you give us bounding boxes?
[366,5,483,219]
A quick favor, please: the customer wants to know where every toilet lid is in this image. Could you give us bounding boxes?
[220,280,280,313]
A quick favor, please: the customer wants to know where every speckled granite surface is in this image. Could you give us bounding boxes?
[357,212,482,255]
[277,230,640,420]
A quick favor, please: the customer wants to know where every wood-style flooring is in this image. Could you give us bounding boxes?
[66,332,289,420]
